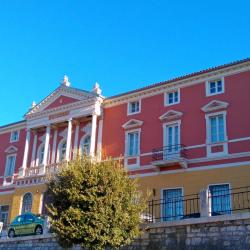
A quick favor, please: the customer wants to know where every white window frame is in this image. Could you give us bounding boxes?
[164,89,180,106]
[36,143,50,166]
[205,111,228,157]
[206,77,225,96]
[79,134,91,156]
[163,120,181,148]
[4,154,16,177]
[127,99,141,115]
[57,139,67,163]
[208,183,231,216]
[124,128,141,169]
[161,187,184,222]
[10,130,20,143]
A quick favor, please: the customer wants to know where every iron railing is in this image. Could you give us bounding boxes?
[208,186,250,216]
[152,144,186,161]
[145,193,200,222]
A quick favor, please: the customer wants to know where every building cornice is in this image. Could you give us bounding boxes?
[104,59,250,108]
[0,121,26,134]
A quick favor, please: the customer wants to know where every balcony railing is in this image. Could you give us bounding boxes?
[144,186,250,223]
[208,186,250,216]
[146,193,200,223]
[152,144,186,161]
[152,144,187,168]
[21,161,67,178]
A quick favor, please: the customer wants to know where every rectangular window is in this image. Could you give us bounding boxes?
[209,115,225,143]
[128,101,140,115]
[209,184,231,215]
[206,79,224,96]
[164,123,180,159]
[0,205,9,227]
[4,155,16,177]
[10,130,19,142]
[165,90,180,106]
[127,131,139,156]
[162,188,183,221]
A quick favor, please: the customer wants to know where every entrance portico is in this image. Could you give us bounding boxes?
[17,78,103,182]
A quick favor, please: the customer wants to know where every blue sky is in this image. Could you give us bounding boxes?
[0,0,249,125]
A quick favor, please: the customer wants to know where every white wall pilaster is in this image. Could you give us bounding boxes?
[73,122,80,159]
[21,129,31,175]
[90,114,97,157]
[42,125,51,169]
[51,129,58,164]
[96,119,103,161]
[65,118,72,161]
[30,131,38,167]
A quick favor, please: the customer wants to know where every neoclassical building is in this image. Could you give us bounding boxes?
[0,58,250,225]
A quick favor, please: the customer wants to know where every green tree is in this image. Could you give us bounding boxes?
[46,157,147,250]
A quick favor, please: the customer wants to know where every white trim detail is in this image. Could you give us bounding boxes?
[31,133,38,167]
[90,114,97,157]
[127,99,141,115]
[22,129,31,173]
[51,129,58,164]
[4,146,18,154]
[205,77,225,97]
[65,118,72,161]
[205,111,228,157]
[97,119,103,161]
[10,130,20,143]
[159,110,183,122]
[164,88,180,106]
[122,119,143,130]
[124,128,141,169]
[201,100,229,113]
[73,123,80,159]
[82,123,92,134]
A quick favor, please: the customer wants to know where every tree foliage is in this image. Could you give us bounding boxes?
[46,157,146,250]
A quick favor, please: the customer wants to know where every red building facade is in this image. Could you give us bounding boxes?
[0,59,250,224]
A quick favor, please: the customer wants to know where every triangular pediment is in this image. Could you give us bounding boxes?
[44,95,80,110]
[26,85,98,116]
[159,110,183,121]
[5,146,18,154]
[122,119,143,129]
[201,100,229,113]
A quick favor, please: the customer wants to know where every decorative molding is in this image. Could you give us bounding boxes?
[104,63,250,108]
[201,100,229,113]
[26,85,99,116]
[5,146,18,154]
[82,123,92,135]
[159,110,183,121]
[39,134,46,142]
[59,128,68,139]
[122,119,143,130]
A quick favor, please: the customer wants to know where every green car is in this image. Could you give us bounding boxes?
[8,213,44,238]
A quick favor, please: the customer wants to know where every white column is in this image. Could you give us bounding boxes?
[51,129,58,164]
[42,125,51,167]
[90,113,98,157]
[96,119,103,161]
[73,122,80,159]
[65,118,72,161]
[22,129,31,171]
[31,131,38,167]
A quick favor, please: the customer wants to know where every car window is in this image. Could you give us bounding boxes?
[25,214,35,222]
[15,216,24,223]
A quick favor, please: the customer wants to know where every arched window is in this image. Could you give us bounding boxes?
[22,193,32,214]
[58,140,67,162]
[80,135,91,155]
[36,144,50,166]
[37,145,45,165]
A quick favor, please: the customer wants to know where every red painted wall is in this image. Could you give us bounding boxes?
[102,70,250,166]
